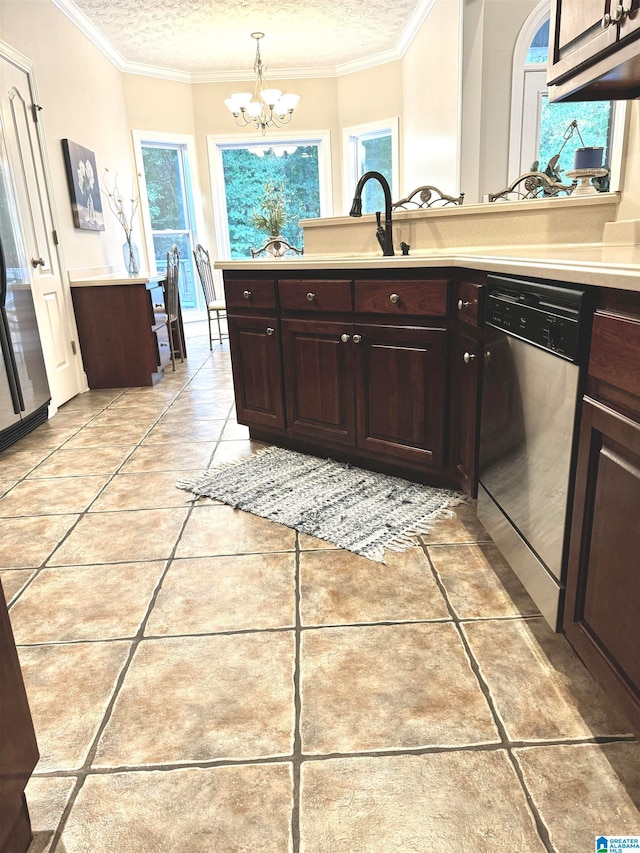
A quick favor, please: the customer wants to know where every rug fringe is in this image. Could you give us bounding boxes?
[175,445,280,495]
[380,495,470,555]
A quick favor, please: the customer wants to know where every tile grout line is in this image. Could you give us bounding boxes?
[47,487,200,853]
[29,732,637,779]
[291,533,303,853]
[4,353,227,608]
[43,347,227,851]
[421,542,556,853]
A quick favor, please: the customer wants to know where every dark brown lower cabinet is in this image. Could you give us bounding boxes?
[355,324,447,468]
[453,330,482,497]
[564,397,640,734]
[280,318,448,468]
[228,315,285,430]
[0,580,39,853]
[281,318,356,446]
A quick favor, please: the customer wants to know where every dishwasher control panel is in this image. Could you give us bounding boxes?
[486,275,586,362]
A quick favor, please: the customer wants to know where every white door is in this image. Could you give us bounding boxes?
[0,49,83,409]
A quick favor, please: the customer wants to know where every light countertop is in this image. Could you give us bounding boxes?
[69,271,165,287]
[215,242,640,293]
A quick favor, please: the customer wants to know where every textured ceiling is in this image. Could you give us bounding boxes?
[65,0,426,77]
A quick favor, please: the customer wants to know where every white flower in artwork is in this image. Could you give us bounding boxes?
[76,159,86,195]
[85,159,95,192]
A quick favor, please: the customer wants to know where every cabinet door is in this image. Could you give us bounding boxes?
[281,318,356,446]
[454,331,482,497]
[355,324,447,468]
[564,398,640,734]
[228,315,285,430]
[549,0,617,83]
[619,0,640,41]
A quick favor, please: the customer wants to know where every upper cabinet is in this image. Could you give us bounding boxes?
[548,0,640,101]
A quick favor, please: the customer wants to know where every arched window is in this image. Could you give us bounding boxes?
[509,1,625,189]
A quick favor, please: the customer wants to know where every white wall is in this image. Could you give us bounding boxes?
[402,0,463,197]
[475,0,540,201]
[0,0,144,274]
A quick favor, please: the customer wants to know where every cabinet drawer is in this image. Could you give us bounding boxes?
[589,311,640,399]
[279,279,353,312]
[354,279,448,316]
[455,281,484,328]
[225,279,277,310]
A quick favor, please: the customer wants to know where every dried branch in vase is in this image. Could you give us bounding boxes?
[101,168,141,243]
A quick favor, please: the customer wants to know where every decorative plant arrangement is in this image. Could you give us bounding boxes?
[101,169,141,275]
[249,180,302,258]
[251,180,290,237]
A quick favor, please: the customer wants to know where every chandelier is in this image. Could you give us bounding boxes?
[224,33,300,136]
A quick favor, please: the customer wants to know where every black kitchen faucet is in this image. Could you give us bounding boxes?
[349,171,394,257]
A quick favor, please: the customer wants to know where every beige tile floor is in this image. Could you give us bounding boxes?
[1,323,639,852]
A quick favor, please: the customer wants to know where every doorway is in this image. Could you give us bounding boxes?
[0,45,84,408]
[133,133,204,316]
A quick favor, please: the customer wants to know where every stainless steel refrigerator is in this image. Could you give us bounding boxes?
[0,170,50,452]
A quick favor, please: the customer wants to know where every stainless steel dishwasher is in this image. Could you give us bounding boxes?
[477,275,588,630]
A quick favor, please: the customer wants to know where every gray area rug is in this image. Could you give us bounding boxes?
[177,447,464,561]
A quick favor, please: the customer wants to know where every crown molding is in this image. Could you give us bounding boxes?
[49,0,127,69]
[49,0,437,83]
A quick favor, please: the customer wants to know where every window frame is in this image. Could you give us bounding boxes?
[508,1,626,190]
[131,130,206,277]
[342,118,399,213]
[207,130,333,262]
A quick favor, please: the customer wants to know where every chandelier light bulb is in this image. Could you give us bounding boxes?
[224,33,300,135]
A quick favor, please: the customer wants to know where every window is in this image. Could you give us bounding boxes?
[343,119,399,213]
[509,2,625,190]
[132,132,204,313]
[208,132,332,260]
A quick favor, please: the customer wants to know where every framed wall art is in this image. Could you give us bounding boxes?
[61,139,105,231]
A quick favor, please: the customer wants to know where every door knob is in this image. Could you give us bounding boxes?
[31,257,45,268]
[243,290,252,299]
[340,333,350,343]
[463,352,476,363]
[352,334,362,344]
[306,292,316,302]
[389,293,400,304]
[266,327,275,336]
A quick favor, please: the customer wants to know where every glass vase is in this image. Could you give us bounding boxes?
[122,239,140,276]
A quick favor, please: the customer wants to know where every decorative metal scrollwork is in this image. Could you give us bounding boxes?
[392,185,465,210]
[250,237,304,259]
[488,171,576,203]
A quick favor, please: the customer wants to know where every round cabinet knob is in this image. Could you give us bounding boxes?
[389,293,400,304]
[266,327,275,336]
[306,292,316,302]
[601,11,612,27]
[340,333,350,343]
[243,290,252,299]
[613,4,624,21]
[457,299,471,310]
[352,334,362,344]
[463,352,476,363]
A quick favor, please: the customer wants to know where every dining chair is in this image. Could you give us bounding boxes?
[165,244,185,371]
[193,244,227,350]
